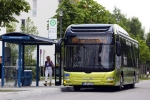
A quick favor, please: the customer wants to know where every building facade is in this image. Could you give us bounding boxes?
[0,27,6,56]
[14,0,59,65]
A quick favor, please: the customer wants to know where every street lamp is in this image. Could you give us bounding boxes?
[59,9,63,38]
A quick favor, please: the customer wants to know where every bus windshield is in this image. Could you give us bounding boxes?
[65,44,114,69]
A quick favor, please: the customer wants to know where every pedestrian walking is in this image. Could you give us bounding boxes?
[44,56,54,86]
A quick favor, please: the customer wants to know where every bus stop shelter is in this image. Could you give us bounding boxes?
[0,32,56,87]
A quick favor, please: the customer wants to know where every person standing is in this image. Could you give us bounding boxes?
[44,56,54,86]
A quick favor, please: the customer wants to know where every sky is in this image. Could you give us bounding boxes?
[95,0,150,33]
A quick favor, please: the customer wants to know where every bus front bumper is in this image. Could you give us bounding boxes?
[63,80,115,86]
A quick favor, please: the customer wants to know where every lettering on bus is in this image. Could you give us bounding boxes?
[72,37,107,44]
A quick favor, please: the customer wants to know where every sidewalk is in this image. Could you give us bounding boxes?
[0,79,63,100]
[0,87,61,100]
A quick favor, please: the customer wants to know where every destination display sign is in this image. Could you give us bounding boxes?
[67,36,111,44]
[2,36,30,39]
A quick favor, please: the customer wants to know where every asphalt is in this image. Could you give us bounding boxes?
[0,77,150,100]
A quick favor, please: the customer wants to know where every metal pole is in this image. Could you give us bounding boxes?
[60,42,62,85]
[18,43,21,87]
[2,41,5,87]
[36,45,39,86]
[22,44,24,86]
[40,53,41,78]
[43,50,45,77]
[60,16,62,38]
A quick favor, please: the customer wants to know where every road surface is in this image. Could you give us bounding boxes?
[21,80,150,100]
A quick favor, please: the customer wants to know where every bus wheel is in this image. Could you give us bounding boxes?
[124,85,129,89]
[115,76,123,91]
[130,76,135,89]
[73,86,80,91]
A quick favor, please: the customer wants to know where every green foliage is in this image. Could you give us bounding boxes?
[6,22,18,65]
[31,68,37,80]
[20,17,38,66]
[50,0,150,64]
[50,0,112,38]
[146,31,150,49]
[111,7,145,40]
[128,17,145,40]
[6,22,17,32]
[0,0,30,26]
[111,7,149,64]
[111,7,130,34]
[135,36,150,64]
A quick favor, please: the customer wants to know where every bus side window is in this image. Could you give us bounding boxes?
[132,43,137,67]
[116,41,121,56]
[120,36,127,66]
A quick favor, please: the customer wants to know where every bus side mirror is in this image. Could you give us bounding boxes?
[116,41,121,56]
[56,42,60,53]
[55,38,64,53]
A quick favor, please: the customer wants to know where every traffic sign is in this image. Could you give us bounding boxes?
[48,18,57,39]
[49,19,56,26]
[49,18,57,27]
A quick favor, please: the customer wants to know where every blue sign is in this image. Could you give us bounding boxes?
[2,36,30,39]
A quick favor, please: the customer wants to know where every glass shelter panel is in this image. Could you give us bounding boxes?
[4,45,18,87]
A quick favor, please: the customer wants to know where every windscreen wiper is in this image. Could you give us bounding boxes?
[99,62,106,69]
[73,66,80,68]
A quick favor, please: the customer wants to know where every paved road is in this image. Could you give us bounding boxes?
[21,80,150,100]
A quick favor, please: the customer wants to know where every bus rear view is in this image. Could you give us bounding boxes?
[57,24,139,91]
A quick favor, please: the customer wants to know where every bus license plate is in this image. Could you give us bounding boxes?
[82,82,94,85]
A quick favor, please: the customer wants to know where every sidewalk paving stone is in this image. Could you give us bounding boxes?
[0,79,63,100]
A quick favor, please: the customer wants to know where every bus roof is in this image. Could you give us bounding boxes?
[65,24,129,35]
[64,24,138,43]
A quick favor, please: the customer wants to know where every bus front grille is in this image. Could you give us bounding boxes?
[72,77,103,82]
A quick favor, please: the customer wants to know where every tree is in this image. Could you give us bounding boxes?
[111,7,130,33]
[111,7,145,40]
[111,7,150,64]
[21,17,39,65]
[0,0,30,27]
[51,0,112,38]
[135,36,150,64]
[6,22,18,65]
[128,17,145,40]
[77,0,111,24]
[146,31,150,49]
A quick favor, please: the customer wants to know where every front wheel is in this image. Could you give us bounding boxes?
[73,86,81,91]
[115,76,123,91]
[130,76,135,89]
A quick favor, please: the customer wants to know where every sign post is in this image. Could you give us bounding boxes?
[40,49,42,78]
[43,49,45,77]
[48,18,57,39]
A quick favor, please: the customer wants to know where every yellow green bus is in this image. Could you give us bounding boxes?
[56,24,139,91]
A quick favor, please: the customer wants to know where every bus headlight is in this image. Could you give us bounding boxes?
[64,76,70,80]
[64,73,70,80]
[107,77,114,81]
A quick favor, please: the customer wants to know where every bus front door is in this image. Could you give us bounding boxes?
[55,39,63,86]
